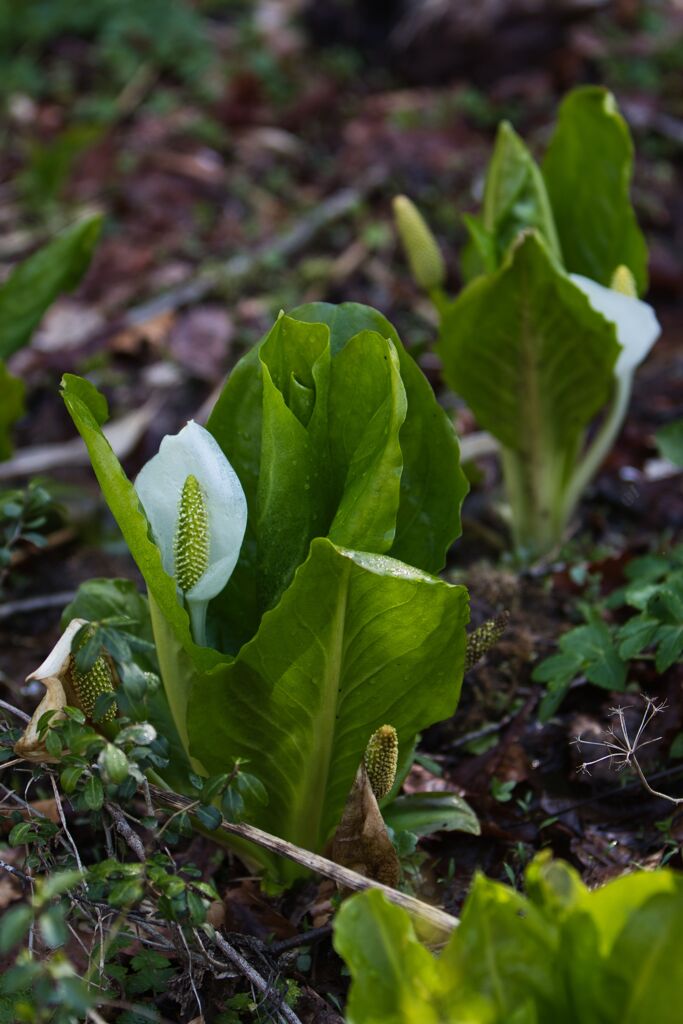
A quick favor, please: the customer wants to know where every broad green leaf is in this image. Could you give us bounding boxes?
[655,418,683,467]
[0,360,25,461]
[453,873,561,1021]
[333,890,485,1024]
[439,232,619,457]
[542,87,648,294]
[60,373,220,674]
[0,216,102,360]
[207,303,467,650]
[461,213,498,282]
[383,791,480,838]
[187,537,468,879]
[291,303,468,574]
[482,121,561,266]
[568,869,683,1024]
[335,856,683,1024]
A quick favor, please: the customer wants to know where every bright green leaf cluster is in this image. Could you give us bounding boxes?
[62,302,470,880]
[396,87,656,561]
[334,854,683,1023]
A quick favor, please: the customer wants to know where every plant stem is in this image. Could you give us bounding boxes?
[147,592,204,774]
[561,374,631,529]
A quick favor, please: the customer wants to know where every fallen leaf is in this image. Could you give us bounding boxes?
[328,764,400,887]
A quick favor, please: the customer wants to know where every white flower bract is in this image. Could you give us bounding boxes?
[570,273,661,377]
[135,420,247,605]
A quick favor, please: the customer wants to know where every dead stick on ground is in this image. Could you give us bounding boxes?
[149,784,458,938]
[88,168,388,342]
[206,929,303,1024]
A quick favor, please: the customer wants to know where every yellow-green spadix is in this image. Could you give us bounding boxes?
[134,420,247,644]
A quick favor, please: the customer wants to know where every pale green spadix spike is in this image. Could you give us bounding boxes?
[174,474,209,593]
[364,725,399,800]
[610,264,637,297]
[393,195,446,291]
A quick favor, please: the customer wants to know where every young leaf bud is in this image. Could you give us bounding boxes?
[364,725,399,800]
[393,195,446,291]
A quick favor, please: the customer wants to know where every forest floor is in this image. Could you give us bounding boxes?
[0,3,682,1020]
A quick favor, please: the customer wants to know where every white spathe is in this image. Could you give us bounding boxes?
[135,420,247,603]
[570,273,661,377]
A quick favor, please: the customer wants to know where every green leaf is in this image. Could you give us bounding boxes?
[0,361,25,461]
[0,216,102,360]
[333,889,468,1024]
[542,86,648,293]
[60,764,85,794]
[60,373,218,674]
[195,804,222,831]
[98,743,129,785]
[461,214,498,281]
[383,792,480,838]
[438,232,620,555]
[572,616,627,691]
[188,537,468,880]
[655,419,683,467]
[0,905,33,953]
[207,304,467,650]
[8,822,36,846]
[617,615,659,660]
[61,578,152,640]
[453,873,561,1020]
[290,304,468,575]
[439,232,619,457]
[335,855,683,1024]
[39,905,68,948]
[83,774,104,811]
[235,771,269,807]
[482,121,561,266]
[39,870,84,902]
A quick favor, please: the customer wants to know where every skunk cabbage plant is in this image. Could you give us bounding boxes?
[62,303,470,879]
[394,86,661,560]
[334,854,683,1023]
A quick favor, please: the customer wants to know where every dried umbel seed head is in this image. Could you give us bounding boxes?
[174,474,210,593]
[610,264,637,298]
[465,610,510,672]
[68,652,117,723]
[393,195,446,292]
[364,725,399,800]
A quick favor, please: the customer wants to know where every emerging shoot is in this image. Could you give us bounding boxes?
[393,195,446,293]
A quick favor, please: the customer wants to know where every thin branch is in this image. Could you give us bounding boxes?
[0,699,31,723]
[48,774,83,873]
[149,784,459,938]
[0,591,77,622]
[105,801,146,861]
[208,928,303,1024]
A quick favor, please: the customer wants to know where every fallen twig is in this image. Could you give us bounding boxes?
[149,784,459,938]
[0,591,77,622]
[206,928,303,1024]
